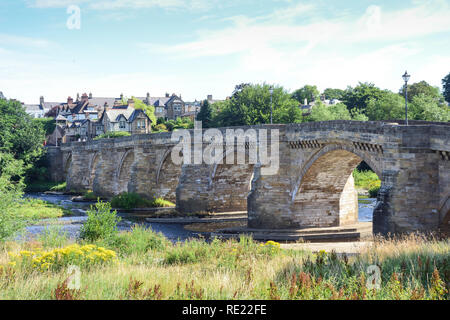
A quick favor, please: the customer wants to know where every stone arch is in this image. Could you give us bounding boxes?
[63,152,72,179]
[207,148,256,212]
[88,152,100,190]
[116,150,135,194]
[290,143,382,228]
[291,143,381,202]
[154,148,181,202]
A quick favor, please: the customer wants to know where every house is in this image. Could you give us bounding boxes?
[137,92,185,120]
[98,101,152,135]
[24,96,62,118]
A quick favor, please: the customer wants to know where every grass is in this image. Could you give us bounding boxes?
[24,181,67,193]
[15,198,72,221]
[111,193,175,210]
[0,230,448,300]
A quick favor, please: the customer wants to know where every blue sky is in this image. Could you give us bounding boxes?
[1,0,449,104]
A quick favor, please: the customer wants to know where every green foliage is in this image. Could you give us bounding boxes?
[212,83,302,127]
[83,191,97,201]
[341,82,385,112]
[111,193,153,210]
[409,94,449,122]
[292,85,320,104]
[0,152,26,242]
[15,198,66,220]
[25,181,66,193]
[196,100,213,128]
[79,200,121,242]
[368,185,380,198]
[94,131,131,140]
[110,193,174,209]
[400,81,443,104]
[353,169,380,191]
[107,225,169,256]
[131,97,157,125]
[323,88,345,100]
[157,117,193,132]
[33,117,56,136]
[38,225,69,249]
[442,72,450,103]
[0,99,45,166]
[365,91,406,121]
[305,102,352,121]
[153,123,168,132]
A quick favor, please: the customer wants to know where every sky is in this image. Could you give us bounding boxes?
[0,0,449,104]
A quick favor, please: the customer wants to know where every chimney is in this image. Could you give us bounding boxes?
[76,93,80,101]
[146,92,150,104]
[104,102,111,111]
[67,96,73,104]
[304,98,308,105]
[40,96,44,106]
[165,93,170,98]
[89,92,92,99]
[81,93,89,102]
[127,98,135,108]
[120,93,124,100]
[114,100,121,107]
[207,94,213,101]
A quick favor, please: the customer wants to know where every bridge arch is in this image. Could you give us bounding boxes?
[88,152,100,190]
[116,149,135,194]
[154,147,181,202]
[63,152,72,179]
[290,143,382,227]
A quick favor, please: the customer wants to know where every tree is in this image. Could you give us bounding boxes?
[212,83,302,127]
[0,99,45,166]
[409,94,449,122]
[365,91,405,121]
[442,72,450,103]
[399,80,443,103]
[196,99,213,128]
[291,85,320,104]
[132,97,157,125]
[305,102,352,122]
[341,82,385,112]
[323,88,345,100]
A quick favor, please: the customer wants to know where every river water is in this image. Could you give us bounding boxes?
[24,193,376,241]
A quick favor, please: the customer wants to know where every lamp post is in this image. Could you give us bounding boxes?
[402,71,410,126]
[269,86,274,124]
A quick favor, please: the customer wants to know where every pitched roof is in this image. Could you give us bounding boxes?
[104,106,134,122]
[128,109,151,123]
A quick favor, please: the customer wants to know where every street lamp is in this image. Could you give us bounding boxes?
[269,86,274,124]
[402,71,410,126]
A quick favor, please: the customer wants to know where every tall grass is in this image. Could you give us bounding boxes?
[0,231,448,300]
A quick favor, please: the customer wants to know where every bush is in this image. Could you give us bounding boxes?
[83,190,97,201]
[111,193,153,210]
[94,131,131,140]
[152,198,175,208]
[368,185,380,198]
[79,201,121,242]
[8,244,116,272]
[353,169,381,190]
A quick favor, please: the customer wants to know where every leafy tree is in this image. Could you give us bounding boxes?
[365,91,405,121]
[399,80,443,103]
[291,85,320,104]
[341,82,385,112]
[131,97,157,125]
[196,99,213,128]
[33,117,56,136]
[0,99,45,167]
[305,102,352,122]
[212,83,301,127]
[442,72,450,103]
[323,88,345,100]
[409,94,449,122]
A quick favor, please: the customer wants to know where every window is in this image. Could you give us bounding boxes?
[119,120,126,129]
[137,120,145,129]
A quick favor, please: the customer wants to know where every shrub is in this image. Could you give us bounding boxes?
[152,198,175,208]
[8,244,116,272]
[353,169,381,190]
[94,131,131,140]
[368,186,380,198]
[111,193,153,209]
[79,201,121,242]
[83,190,97,201]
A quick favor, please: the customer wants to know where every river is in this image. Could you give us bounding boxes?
[23,193,377,241]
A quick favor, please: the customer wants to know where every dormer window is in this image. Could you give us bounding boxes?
[119,120,126,129]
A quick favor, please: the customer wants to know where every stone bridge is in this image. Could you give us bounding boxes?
[53,121,450,236]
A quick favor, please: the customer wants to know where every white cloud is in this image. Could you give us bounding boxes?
[0,33,53,48]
